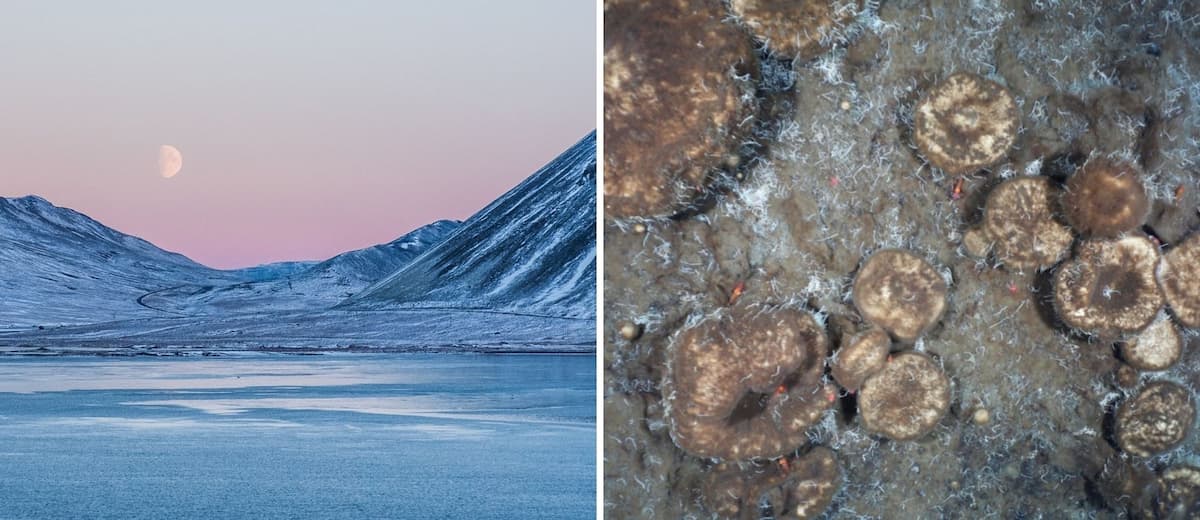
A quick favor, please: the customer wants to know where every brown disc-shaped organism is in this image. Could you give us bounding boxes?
[1119,315,1182,371]
[1145,466,1200,519]
[1062,156,1150,238]
[982,176,1074,271]
[851,250,947,342]
[831,327,890,392]
[1159,232,1200,328]
[664,307,835,460]
[604,0,758,218]
[913,72,1019,175]
[772,447,840,520]
[1054,236,1164,336]
[728,0,860,60]
[858,352,951,440]
[703,447,840,520]
[1116,381,1195,457]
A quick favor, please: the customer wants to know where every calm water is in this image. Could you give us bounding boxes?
[0,354,595,519]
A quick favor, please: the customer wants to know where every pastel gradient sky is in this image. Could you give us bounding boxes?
[0,2,595,269]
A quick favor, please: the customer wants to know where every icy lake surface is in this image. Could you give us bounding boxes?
[0,354,595,519]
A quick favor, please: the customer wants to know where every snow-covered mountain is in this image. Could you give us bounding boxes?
[346,131,596,318]
[0,195,240,327]
[0,131,596,349]
[140,220,461,314]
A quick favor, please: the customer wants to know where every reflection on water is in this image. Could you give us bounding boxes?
[0,356,432,393]
[0,354,595,519]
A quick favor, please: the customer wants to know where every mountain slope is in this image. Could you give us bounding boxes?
[229,261,319,282]
[345,131,596,318]
[0,196,240,327]
[305,220,461,286]
[140,220,461,313]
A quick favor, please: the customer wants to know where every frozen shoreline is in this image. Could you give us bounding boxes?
[0,308,595,356]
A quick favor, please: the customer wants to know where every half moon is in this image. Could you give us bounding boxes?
[159,145,183,179]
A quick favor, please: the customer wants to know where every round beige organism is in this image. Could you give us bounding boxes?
[1159,232,1200,328]
[859,352,951,440]
[663,307,834,460]
[913,72,1019,175]
[982,176,1074,271]
[851,249,947,342]
[158,145,183,179]
[1062,155,1149,238]
[1116,381,1195,457]
[1054,236,1164,336]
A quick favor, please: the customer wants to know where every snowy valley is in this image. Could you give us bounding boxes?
[0,132,596,354]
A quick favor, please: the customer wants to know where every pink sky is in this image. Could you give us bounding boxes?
[0,2,595,269]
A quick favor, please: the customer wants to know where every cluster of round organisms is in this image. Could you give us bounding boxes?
[600,2,1200,513]
[663,306,834,460]
[914,72,1019,175]
[603,0,757,218]
[1115,381,1195,457]
[845,250,952,441]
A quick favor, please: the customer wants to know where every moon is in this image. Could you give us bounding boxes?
[158,145,183,179]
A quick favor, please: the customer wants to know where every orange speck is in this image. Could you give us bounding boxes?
[951,177,964,200]
[1007,281,1019,296]
[825,389,837,403]
[1176,184,1186,203]
[778,458,791,473]
[774,384,788,396]
[829,176,840,187]
[728,280,746,305]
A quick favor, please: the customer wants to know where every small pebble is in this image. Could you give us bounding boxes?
[972,408,990,425]
[839,99,851,111]
[632,223,647,234]
[619,322,642,341]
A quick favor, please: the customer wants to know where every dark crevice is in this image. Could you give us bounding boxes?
[671,51,795,222]
[839,390,858,424]
[1101,397,1122,452]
